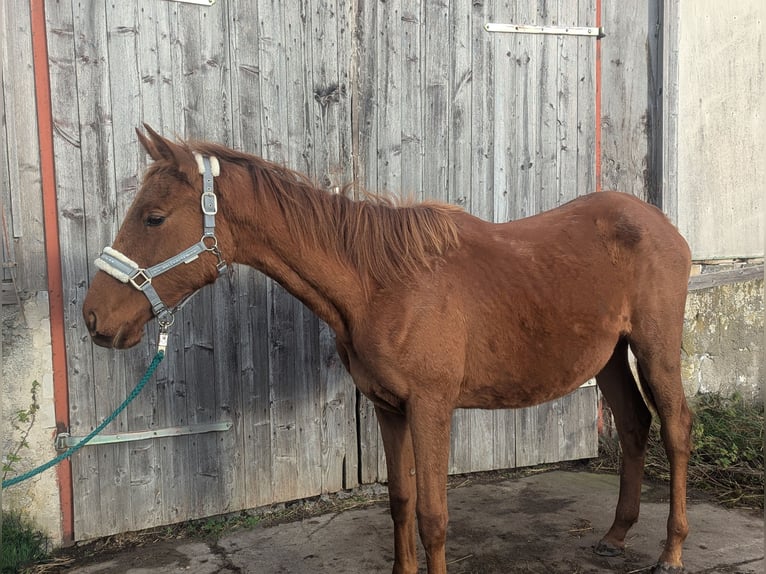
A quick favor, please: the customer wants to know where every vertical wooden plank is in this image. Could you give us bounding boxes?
[660,0,680,223]
[515,398,560,467]
[358,397,381,483]
[269,282,300,499]
[447,411,470,475]
[492,0,517,224]
[535,0,558,212]
[555,0,580,204]
[512,0,539,219]
[559,386,599,461]
[0,0,11,285]
[576,0,597,197]
[448,4,471,212]
[400,0,423,200]
[2,0,45,291]
[376,0,402,196]
[423,0,450,203]
[352,0,377,197]
[239,267,274,508]
[492,409,516,470]
[600,0,653,201]
[469,0,494,221]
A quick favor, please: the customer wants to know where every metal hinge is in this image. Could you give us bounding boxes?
[55,422,232,451]
[485,23,605,38]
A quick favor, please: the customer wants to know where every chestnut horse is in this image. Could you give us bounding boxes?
[83,126,692,574]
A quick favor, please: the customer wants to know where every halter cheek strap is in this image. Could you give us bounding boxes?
[94,154,227,335]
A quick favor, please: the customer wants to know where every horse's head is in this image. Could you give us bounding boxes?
[82,125,231,349]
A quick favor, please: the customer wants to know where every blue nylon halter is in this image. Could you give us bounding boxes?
[94,154,226,335]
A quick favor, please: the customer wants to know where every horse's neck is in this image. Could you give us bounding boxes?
[223,174,365,340]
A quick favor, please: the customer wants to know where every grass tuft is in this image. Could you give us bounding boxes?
[1,511,50,574]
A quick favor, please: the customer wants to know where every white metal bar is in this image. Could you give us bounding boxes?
[56,422,232,449]
[485,23,604,38]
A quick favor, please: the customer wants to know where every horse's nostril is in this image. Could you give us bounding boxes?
[87,311,98,335]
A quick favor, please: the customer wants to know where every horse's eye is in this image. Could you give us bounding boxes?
[145,215,166,227]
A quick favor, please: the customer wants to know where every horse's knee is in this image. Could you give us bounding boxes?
[417,510,448,549]
[388,490,415,524]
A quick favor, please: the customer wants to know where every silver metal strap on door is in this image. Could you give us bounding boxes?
[485,23,605,38]
[55,422,233,451]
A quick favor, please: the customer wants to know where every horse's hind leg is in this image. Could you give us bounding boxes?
[595,338,653,556]
[631,338,691,573]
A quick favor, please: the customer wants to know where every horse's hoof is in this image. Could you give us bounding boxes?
[651,562,685,574]
[593,539,624,557]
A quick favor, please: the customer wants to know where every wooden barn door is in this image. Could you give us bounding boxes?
[49,0,358,540]
[50,0,600,540]
[354,0,600,481]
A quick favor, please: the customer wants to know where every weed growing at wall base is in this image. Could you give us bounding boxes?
[2,380,40,482]
[1,511,50,573]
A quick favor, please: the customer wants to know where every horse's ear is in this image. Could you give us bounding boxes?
[137,124,190,166]
[136,126,161,160]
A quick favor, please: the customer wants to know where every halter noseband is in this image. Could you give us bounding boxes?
[94,153,227,341]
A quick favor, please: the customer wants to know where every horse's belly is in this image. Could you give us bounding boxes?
[457,341,614,409]
[456,375,588,409]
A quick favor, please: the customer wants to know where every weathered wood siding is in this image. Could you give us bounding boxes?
[0,0,45,291]
[47,0,357,540]
[40,0,600,539]
[600,0,659,204]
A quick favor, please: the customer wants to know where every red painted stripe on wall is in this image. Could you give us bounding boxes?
[30,0,74,544]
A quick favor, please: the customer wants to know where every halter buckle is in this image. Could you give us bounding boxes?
[129,269,152,291]
[201,192,218,215]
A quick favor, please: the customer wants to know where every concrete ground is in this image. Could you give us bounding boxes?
[61,471,763,574]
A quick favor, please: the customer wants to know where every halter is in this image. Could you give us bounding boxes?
[94,153,227,346]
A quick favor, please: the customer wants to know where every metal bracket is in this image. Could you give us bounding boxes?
[164,0,216,5]
[580,378,597,389]
[485,23,605,38]
[55,422,232,451]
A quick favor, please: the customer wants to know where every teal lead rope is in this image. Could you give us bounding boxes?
[1,350,165,490]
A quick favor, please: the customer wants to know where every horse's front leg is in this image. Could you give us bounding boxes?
[376,406,418,574]
[408,401,453,574]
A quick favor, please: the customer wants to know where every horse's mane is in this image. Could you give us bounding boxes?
[189,142,462,286]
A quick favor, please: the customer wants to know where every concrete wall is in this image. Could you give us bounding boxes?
[682,272,764,400]
[675,1,764,260]
[2,296,62,545]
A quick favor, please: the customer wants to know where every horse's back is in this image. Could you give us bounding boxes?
[457,191,690,288]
